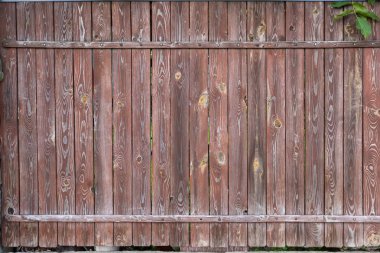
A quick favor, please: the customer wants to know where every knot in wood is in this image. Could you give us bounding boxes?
[136,155,142,163]
[175,71,182,81]
[273,118,282,129]
[81,94,88,105]
[198,91,209,109]
[216,151,225,165]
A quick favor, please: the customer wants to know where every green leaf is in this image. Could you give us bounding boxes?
[357,10,380,21]
[368,0,376,5]
[356,16,372,38]
[331,1,352,8]
[334,9,355,20]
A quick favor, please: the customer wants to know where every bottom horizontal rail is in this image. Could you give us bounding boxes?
[4,214,380,223]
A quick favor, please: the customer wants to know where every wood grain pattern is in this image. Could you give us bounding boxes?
[36,2,57,247]
[285,2,305,247]
[112,1,132,246]
[247,2,266,247]
[265,2,285,247]
[305,2,324,247]
[363,2,380,247]
[17,2,38,247]
[169,2,190,247]
[189,2,209,247]
[152,1,171,246]
[73,2,94,246]
[324,2,344,248]
[209,1,228,248]
[131,2,151,246]
[228,2,248,247]
[0,2,19,247]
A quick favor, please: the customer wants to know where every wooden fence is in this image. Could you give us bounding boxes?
[1,1,380,250]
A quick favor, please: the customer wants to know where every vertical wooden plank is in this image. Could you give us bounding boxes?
[228,2,248,248]
[170,2,190,247]
[209,1,228,248]
[364,2,380,247]
[266,2,285,248]
[247,2,266,247]
[305,2,325,247]
[55,2,75,246]
[343,6,364,248]
[112,1,132,246]
[0,2,19,247]
[152,1,171,246]
[189,2,209,248]
[73,2,94,246]
[131,2,151,246]
[36,2,57,247]
[92,2,113,246]
[285,2,305,247]
[324,2,344,248]
[17,2,38,247]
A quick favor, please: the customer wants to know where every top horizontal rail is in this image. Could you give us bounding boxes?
[3,40,380,49]
[0,0,366,2]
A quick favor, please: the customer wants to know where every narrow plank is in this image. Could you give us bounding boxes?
[92,2,113,246]
[364,2,380,247]
[228,2,248,247]
[266,2,286,247]
[55,3,75,246]
[324,2,344,248]
[111,1,132,247]
[35,2,57,247]
[343,6,364,248]
[73,2,94,246]
[169,2,190,247]
[152,1,171,246]
[17,2,38,247]
[0,2,19,247]
[305,2,325,247]
[285,1,305,247]
[189,2,209,248]
[247,2,266,247]
[209,1,228,248]
[131,2,151,246]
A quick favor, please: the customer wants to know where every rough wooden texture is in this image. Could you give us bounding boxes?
[0,2,19,247]
[209,1,228,248]
[152,1,171,246]
[170,2,190,247]
[17,2,38,247]
[247,2,266,247]
[35,2,57,247]
[324,2,344,248]
[266,2,285,247]
[189,2,209,247]
[111,1,132,247]
[285,2,305,247]
[131,2,151,246]
[363,2,380,247]
[73,2,95,246]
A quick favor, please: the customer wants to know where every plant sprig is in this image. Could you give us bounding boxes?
[331,0,379,38]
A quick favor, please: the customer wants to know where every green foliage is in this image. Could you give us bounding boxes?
[332,0,379,38]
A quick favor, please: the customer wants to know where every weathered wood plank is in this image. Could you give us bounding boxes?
[169,2,190,247]
[111,1,132,247]
[305,2,325,247]
[209,1,228,248]
[363,2,380,247]
[92,2,113,246]
[247,2,266,247]
[228,2,248,247]
[152,1,171,246]
[17,2,38,247]
[266,2,285,248]
[189,2,209,248]
[324,2,344,248]
[35,2,57,247]
[73,2,94,246]
[131,2,151,246]
[0,2,19,247]
[54,2,75,246]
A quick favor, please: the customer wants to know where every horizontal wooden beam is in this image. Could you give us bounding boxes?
[3,40,380,49]
[0,0,365,2]
[5,214,380,223]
